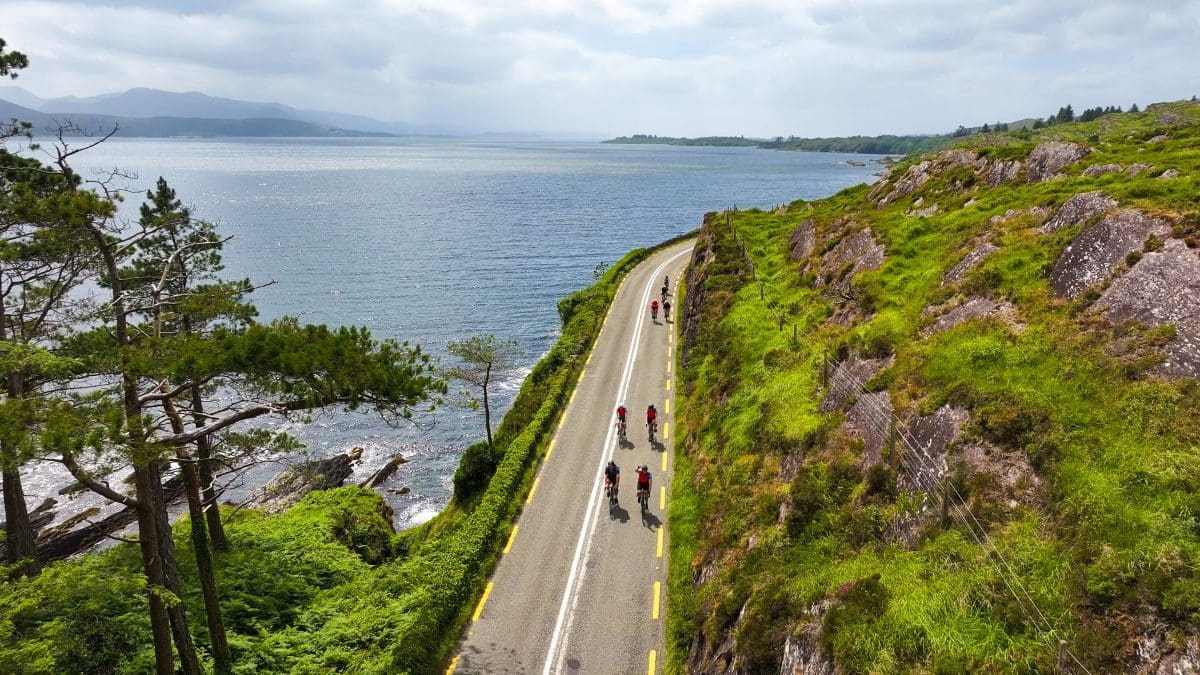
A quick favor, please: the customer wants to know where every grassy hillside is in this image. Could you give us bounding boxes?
[669,101,1200,672]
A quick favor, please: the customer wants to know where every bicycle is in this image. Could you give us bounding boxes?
[616,417,627,441]
[647,418,657,442]
[605,481,618,507]
[637,486,649,511]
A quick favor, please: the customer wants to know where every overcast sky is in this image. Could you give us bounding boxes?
[4,0,1200,137]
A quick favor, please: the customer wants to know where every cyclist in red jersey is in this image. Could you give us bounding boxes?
[650,299,659,320]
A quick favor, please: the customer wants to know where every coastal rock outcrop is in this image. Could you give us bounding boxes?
[1039,190,1118,234]
[1083,163,1123,176]
[1095,239,1200,378]
[920,297,1020,337]
[788,218,816,261]
[985,159,1022,186]
[1050,209,1172,298]
[817,227,885,295]
[249,448,362,514]
[1025,141,1090,182]
[899,405,970,491]
[943,242,999,285]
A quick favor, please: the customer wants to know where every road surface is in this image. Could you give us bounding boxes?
[450,240,693,674]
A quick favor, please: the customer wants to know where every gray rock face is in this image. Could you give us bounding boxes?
[779,603,837,675]
[879,160,933,205]
[1039,191,1118,234]
[899,406,970,492]
[1134,623,1200,674]
[958,441,1042,505]
[1083,163,1123,176]
[989,206,1052,227]
[1160,168,1181,180]
[1148,134,1171,143]
[1126,163,1153,176]
[789,218,816,261]
[986,159,1022,186]
[843,391,893,467]
[907,203,940,218]
[821,355,894,412]
[1096,239,1200,378]
[943,242,999,285]
[1050,209,1171,298]
[921,297,1019,337]
[819,228,885,294]
[1025,141,1090,182]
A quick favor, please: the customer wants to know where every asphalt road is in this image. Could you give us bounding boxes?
[450,241,693,675]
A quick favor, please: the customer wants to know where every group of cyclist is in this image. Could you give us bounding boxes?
[604,456,652,511]
[650,275,671,321]
[605,275,674,510]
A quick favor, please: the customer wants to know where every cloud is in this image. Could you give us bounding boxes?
[3,0,1199,136]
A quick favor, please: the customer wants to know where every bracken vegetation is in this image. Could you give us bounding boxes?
[669,101,1200,672]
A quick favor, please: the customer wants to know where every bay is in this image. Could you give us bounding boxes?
[35,137,879,530]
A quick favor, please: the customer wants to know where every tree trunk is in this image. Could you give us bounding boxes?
[148,461,203,675]
[483,363,493,448]
[191,385,227,551]
[167,391,232,672]
[132,465,177,675]
[2,466,39,577]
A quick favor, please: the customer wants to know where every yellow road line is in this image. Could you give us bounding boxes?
[651,581,661,619]
[668,346,673,359]
[661,452,667,472]
[667,360,671,373]
[527,477,540,504]
[659,485,666,510]
[647,650,657,675]
[446,655,460,674]
[666,379,671,392]
[665,399,670,414]
[656,526,664,558]
[503,526,519,554]
[546,439,556,459]
[664,422,670,440]
[472,582,494,622]
[569,389,577,405]
[578,369,586,382]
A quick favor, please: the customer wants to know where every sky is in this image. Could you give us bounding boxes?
[4,0,1200,137]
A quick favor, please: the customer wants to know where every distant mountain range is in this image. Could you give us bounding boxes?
[0,86,450,138]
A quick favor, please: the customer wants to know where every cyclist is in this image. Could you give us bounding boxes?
[661,283,669,301]
[636,464,652,509]
[646,404,658,434]
[663,298,671,320]
[604,460,621,503]
[615,405,627,438]
[664,275,670,291]
[650,299,659,320]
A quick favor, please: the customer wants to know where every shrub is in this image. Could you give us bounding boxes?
[863,463,898,502]
[452,441,497,503]
[974,391,1051,449]
[820,574,890,660]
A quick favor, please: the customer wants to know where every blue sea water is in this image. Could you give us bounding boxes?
[63,137,879,528]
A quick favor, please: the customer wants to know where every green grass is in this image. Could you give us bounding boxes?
[668,101,1200,673]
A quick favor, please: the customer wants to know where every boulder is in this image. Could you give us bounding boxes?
[1147,134,1171,143]
[249,448,361,514]
[1160,168,1181,180]
[818,228,886,295]
[359,453,407,489]
[1025,141,1090,182]
[921,297,1019,337]
[846,160,866,167]
[788,218,816,261]
[990,206,1052,227]
[1039,191,1118,234]
[1096,239,1200,378]
[1083,163,1123,176]
[1050,209,1172,298]
[907,203,940,218]
[943,242,999,285]
[985,159,1022,186]
[1126,163,1152,176]
[874,160,933,206]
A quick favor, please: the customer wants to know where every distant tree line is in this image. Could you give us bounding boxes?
[757,134,949,154]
